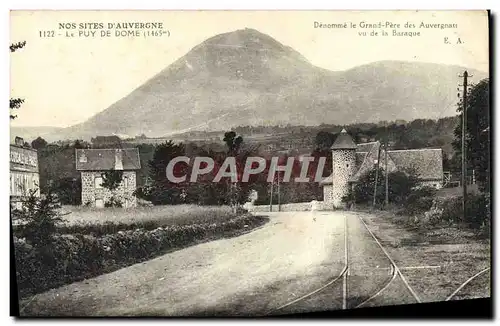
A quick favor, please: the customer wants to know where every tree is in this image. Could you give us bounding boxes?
[12,188,66,247]
[51,177,82,205]
[31,136,48,150]
[99,169,124,207]
[314,131,335,151]
[10,41,26,120]
[101,169,124,191]
[10,41,26,53]
[452,78,490,192]
[346,168,419,207]
[146,141,188,205]
[222,131,246,211]
[10,98,24,120]
[223,131,243,155]
[73,140,85,149]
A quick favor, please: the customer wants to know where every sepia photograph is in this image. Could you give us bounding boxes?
[9,10,491,317]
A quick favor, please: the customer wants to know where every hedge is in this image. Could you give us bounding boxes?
[14,213,268,298]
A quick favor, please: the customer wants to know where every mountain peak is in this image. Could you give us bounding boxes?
[48,30,489,140]
[201,28,290,54]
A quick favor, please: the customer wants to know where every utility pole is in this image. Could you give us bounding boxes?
[269,179,274,212]
[459,70,471,223]
[384,125,389,208]
[277,171,281,212]
[372,143,382,207]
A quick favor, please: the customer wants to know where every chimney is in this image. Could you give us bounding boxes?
[114,149,123,170]
[15,136,24,146]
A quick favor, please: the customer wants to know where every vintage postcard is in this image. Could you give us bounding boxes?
[10,10,490,317]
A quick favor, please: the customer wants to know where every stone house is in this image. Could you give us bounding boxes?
[75,148,141,208]
[321,129,444,208]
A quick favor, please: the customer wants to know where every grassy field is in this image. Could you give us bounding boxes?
[359,210,490,302]
[14,204,269,299]
[59,205,239,228]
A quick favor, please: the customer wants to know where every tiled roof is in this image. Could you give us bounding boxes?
[320,149,376,185]
[321,144,443,184]
[75,148,141,171]
[350,141,381,182]
[356,152,368,167]
[388,148,443,181]
[331,129,357,150]
[356,142,377,152]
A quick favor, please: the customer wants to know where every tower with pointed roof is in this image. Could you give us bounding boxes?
[321,129,357,208]
[320,128,445,209]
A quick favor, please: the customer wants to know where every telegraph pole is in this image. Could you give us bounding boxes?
[384,129,389,208]
[277,171,281,212]
[269,179,274,212]
[373,143,382,207]
[459,70,471,223]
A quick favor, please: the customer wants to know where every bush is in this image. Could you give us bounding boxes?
[11,189,66,247]
[465,193,490,228]
[13,213,268,298]
[439,196,462,224]
[105,196,123,208]
[348,168,419,206]
[404,186,437,215]
[431,193,490,229]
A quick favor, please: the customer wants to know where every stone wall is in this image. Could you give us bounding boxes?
[81,170,137,207]
[244,200,332,212]
[326,149,356,208]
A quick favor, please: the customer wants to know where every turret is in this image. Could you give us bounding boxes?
[329,129,357,208]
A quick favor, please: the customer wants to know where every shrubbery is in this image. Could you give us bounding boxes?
[405,193,490,230]
[11,189,268,298]
[104,196,123,208]
[463,193,490,229]
[404,186,437,215]
[344,168,419,207]
[13,213,267,298]
[11,190,66,247]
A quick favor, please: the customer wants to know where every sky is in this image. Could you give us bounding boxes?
[10,10,489,128]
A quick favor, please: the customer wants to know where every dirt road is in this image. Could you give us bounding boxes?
[20,211,489,316]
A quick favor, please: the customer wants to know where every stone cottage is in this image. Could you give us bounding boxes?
[321,129,444,208]
[75,148,141,208]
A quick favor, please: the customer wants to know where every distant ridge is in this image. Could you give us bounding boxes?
[36,28,487,141]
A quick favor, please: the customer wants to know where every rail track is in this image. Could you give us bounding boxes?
[269,212,490,315]
[268,213,421,314]
[445,267,491,301]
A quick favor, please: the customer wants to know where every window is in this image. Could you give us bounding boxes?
[95,176,103,189]
[123,176,128,188]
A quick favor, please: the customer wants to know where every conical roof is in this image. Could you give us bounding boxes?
[330,129,357,150]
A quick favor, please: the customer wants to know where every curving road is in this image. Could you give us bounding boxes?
[22,211,431,316]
